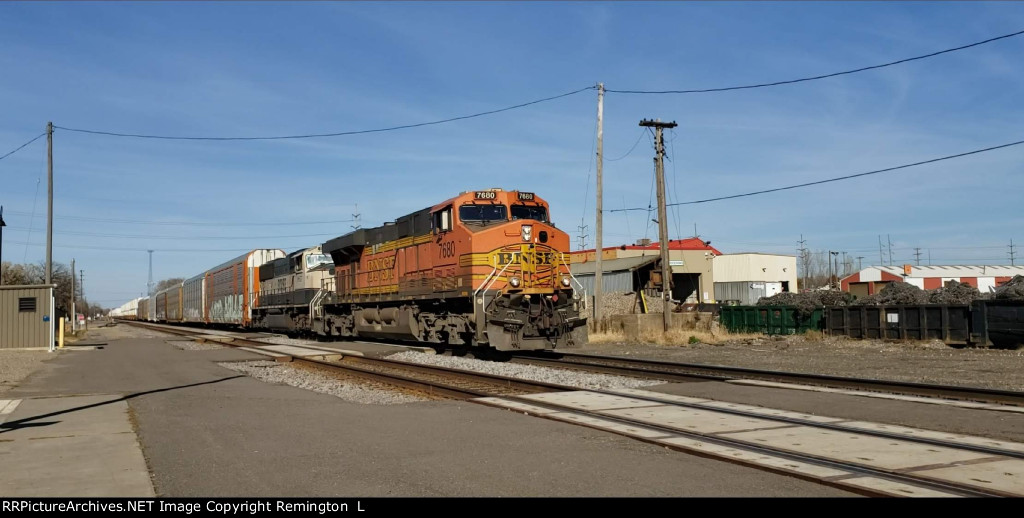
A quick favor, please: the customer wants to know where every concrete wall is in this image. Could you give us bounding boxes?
[601,312,714,340]
[0,285,54,349]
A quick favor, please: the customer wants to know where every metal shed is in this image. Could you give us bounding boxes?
[0,284,55,349]
[571,256,659,295]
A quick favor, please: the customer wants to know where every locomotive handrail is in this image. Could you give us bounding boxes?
[477,258,516,316]
[559,252,588,303]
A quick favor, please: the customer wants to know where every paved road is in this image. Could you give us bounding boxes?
[10,331,852,497]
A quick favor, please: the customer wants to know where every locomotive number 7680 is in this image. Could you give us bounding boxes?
[439,241,456,259]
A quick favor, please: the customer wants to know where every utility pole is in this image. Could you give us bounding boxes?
[147,250,154,296]
[46,122,53,285]
[878,235,885,266]
[1010,239,1018,266]
[640,118,677,332]
[887,234,894,266]
[80,269,86,331]
[0,206,6,286]
[594,83,605,329]
[841,251,848,276]
[70,258,76,333]
[914,247,922,266]
[856,256,864,271]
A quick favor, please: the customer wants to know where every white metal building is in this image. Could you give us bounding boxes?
[842,265,1024,297]
[713,253,799,304]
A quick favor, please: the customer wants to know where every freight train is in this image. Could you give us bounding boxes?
[111,189,588,351]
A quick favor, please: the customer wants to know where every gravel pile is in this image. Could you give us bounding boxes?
[853,282,929,306]
[219,360,427,405]
[928,280,981,305]
[995,275,1024,300]
[168,340,223,351]
[387,351,662,390]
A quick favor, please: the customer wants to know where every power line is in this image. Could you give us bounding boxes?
[0,132,46,162]
[609,137,1024,212]
[53,86,597,141]
[605,128,648,161]
[4,226,341,241]
[7,239,313,253]
[4,210,355,227]
[606,28,1024,94]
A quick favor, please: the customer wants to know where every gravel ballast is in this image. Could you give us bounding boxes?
[219,360,428,405]
[168,340,223,351]
[582,336,1024,391]
[386,351,662,390]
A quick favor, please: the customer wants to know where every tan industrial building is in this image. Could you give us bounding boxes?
[713,253,799,305]
[0,284,55,349]
[571,238,722,304]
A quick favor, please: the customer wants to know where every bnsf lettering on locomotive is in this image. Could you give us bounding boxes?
[495,251,553,265]
[475,191,497,200]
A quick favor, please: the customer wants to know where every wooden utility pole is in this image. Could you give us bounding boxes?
[80,269,87,331]
[593,83,605,329]
[46,122,53,285]
[639,118,677,332]
[70,258,75,332]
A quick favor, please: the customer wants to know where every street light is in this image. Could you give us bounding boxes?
[829,251,840,289]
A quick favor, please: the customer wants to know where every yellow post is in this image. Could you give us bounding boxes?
[58,318,65,348]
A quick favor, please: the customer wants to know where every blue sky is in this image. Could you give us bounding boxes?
[1,2,1023,307]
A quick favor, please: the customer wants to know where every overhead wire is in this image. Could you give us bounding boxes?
[606,28,1024,94]
[609,137,1024,212]
[0,132,45,162]
[53,86,597,140]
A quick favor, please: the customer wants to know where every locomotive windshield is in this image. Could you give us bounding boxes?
[305,254,333,270]
[511,205,548,223]
[459,204,507,225]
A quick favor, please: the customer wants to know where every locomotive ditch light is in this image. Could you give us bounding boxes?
[561,276,571,287]
[510,276,522,288]
[522,224,533,242]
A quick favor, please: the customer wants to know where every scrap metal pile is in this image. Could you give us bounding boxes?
[758,277,1024,310]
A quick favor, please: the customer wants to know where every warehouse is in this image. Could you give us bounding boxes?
[571,238,722,304]
[840,265,1024,298]
[0,284,55,349]
[712,253,799,305]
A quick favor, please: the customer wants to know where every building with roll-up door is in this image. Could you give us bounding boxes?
[840,265,1024,298]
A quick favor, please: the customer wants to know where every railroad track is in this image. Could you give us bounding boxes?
[124,320,1024,497]
[512,351,1024,408]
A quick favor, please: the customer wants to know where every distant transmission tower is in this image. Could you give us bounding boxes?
[1010,239,1018,266]
[914,247,922,266]
[351,204,361,231]
[576,222,589,250]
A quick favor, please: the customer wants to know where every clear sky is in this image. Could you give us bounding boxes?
[1,2,1023,308]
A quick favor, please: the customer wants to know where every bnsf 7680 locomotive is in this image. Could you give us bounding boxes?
[254,189,588,350]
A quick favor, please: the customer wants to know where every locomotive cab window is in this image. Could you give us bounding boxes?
[459,204,507,226]
[511,205,548,223]
[433,206,453,233]
[305,254,333,271]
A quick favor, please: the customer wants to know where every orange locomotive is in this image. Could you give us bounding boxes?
[316,189,587,350]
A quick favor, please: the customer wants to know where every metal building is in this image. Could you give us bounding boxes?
[713,253,799,305]
[841,265,1024,298]
[0,284,55,349]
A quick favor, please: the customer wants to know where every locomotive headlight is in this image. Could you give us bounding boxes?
[561,276,571,288]
[521,225,533,242]
[509,276,522,288]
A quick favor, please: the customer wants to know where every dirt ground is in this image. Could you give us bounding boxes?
[579,335,1024,391]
